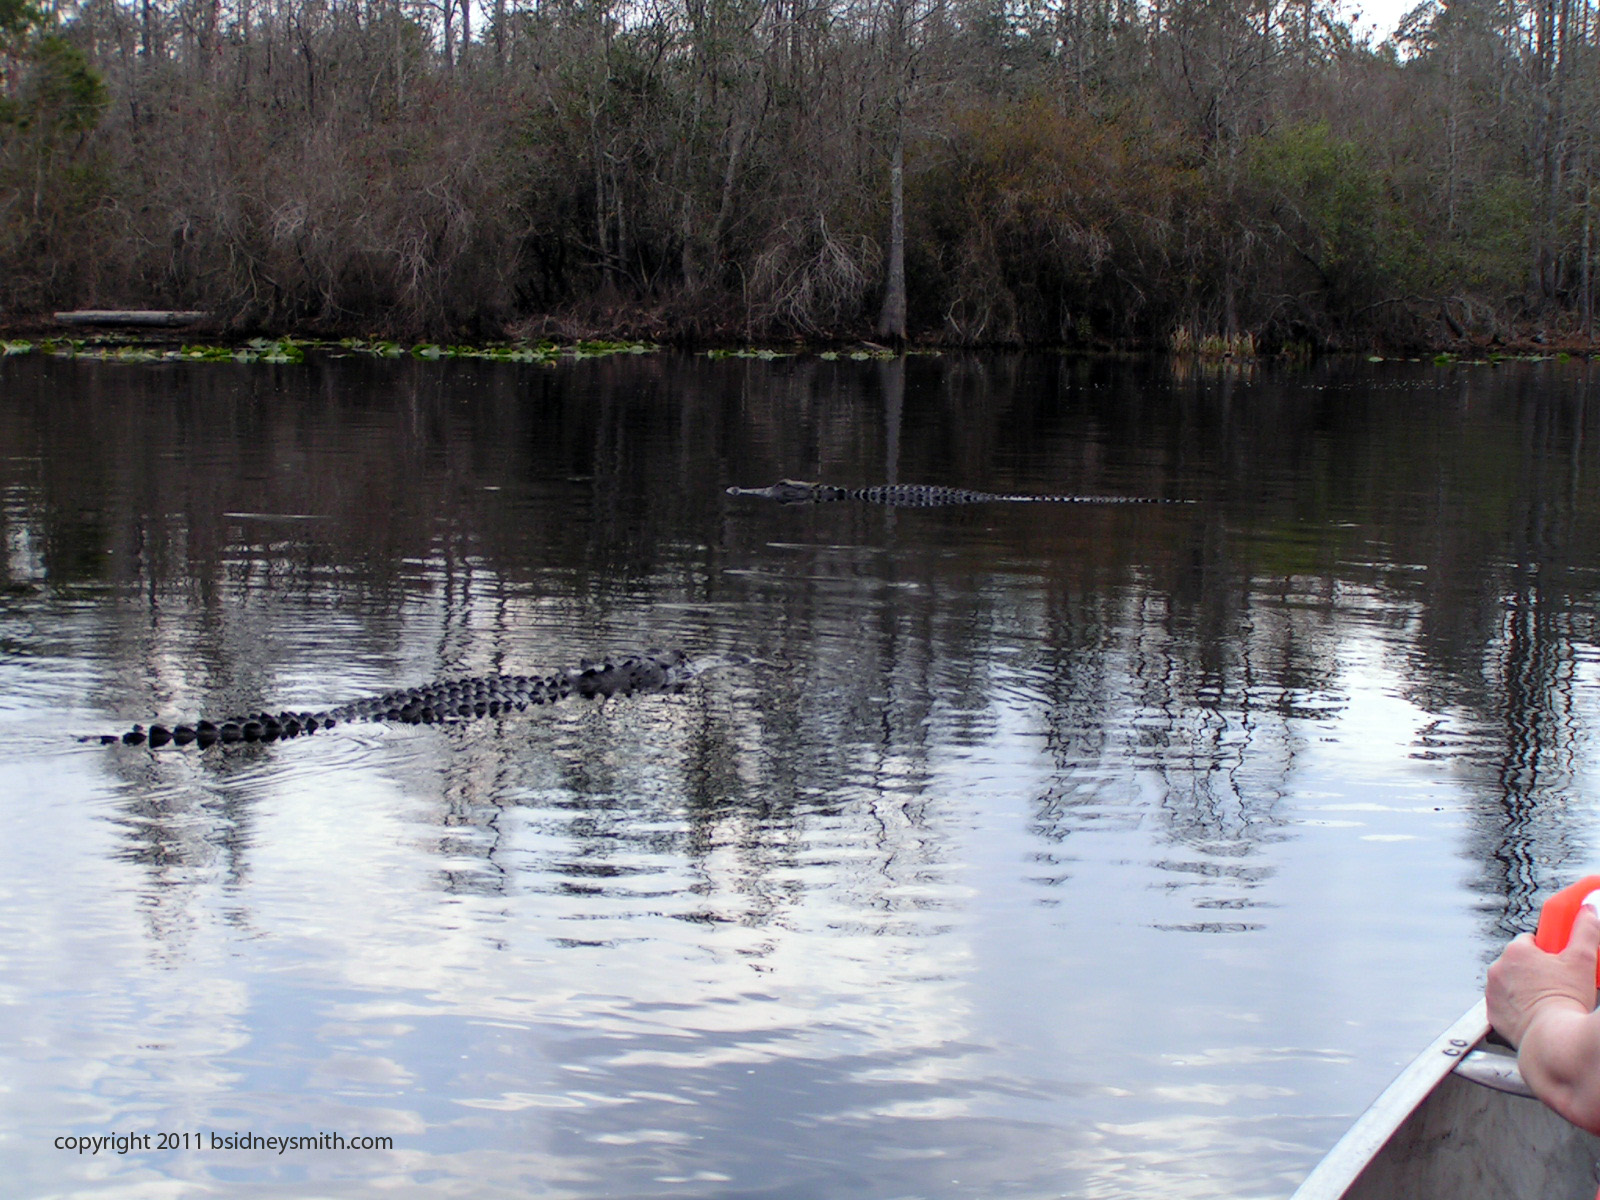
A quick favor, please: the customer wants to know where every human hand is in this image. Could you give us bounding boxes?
[1487,906,1600,1048]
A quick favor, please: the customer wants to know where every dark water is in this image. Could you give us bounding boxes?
[3,350,1598,1198]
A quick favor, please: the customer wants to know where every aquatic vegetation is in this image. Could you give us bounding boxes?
[178,344,237,361]
[572,340,655,356]
[814,348,925,361]
[707,346,913,361]
[400,339,654,362]
[1171,328,1259,359]
[339,338,405,357]
[258,341,306,363]
[705,347,794,360]
[0,336,658,365]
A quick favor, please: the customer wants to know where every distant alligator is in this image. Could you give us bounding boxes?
[89,649,728,748]
[726,480,1187,507]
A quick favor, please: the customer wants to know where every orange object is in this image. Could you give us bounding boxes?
[1534,875,1600,985]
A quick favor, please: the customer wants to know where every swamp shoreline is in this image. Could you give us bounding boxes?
[2,312,1597,363]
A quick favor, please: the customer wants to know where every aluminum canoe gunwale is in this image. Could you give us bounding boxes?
[1290,1000,1494,1200]
[1292,998,1600,1200]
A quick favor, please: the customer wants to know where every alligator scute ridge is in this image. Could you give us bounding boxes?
[88,649,726,748]
[725,480,1190,507]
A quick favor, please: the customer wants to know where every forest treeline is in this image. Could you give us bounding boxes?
[0,0,1596,347]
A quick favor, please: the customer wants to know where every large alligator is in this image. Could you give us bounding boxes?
[726,480,1188,506]
[89,649,726,748]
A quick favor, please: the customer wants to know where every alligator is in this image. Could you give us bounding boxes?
[725,480,1188,507]
[88,649,726,748]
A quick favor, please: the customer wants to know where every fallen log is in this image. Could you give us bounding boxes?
[53,310,210,327]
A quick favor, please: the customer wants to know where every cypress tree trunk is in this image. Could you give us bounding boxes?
[876,109,907,344]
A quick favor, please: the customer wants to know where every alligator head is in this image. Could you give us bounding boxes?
[725,480,848,504]
[728,480,1191,507]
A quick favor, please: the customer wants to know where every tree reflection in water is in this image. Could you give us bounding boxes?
[2,351,1600,1197]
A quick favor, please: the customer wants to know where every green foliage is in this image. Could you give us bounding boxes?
[1246,122,1422,324]
[0,0,43,46]
[0,33,109,137]
[13,37,108,135]
[1452,176,1535,294]
[0,27,112,311]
